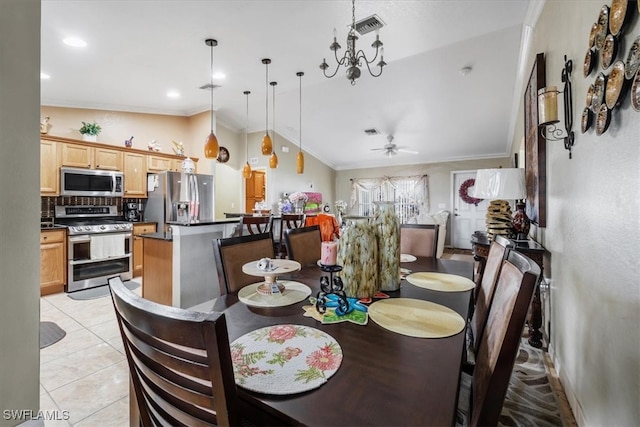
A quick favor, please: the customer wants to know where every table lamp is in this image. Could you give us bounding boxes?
[472,168,530,240]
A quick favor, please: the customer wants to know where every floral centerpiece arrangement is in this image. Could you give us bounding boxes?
[334,200,347,214]
[277,198,293,214]
[289,192,309,213]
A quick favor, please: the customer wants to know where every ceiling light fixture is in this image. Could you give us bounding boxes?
[296,71,304,174]
[166,90,180,98]
[203,38,220,159]
[242,90,252,179]
[319,0,386,85]
[261,59,273,155]
[269,81,279,169]
[63,37,87,47]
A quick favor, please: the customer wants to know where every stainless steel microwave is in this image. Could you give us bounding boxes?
[60,167,124,197]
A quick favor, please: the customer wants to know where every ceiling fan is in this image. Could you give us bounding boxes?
[371,135,418,158]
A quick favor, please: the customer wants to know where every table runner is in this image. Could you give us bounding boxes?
[230,324,342,395]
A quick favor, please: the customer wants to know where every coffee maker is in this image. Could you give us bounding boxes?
[124,202,143,222]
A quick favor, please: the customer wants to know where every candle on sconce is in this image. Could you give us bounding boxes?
[321,241,338,266]
[537,86,559,125]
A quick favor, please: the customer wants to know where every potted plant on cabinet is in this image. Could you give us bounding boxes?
[79,121,101,142]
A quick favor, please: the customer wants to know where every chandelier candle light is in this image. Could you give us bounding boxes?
[296,71,305,174]
[269,81,278,169]
[242,90,252,179]
[204,39,220,159]
[319,0,386,85]
[261,59,273,155]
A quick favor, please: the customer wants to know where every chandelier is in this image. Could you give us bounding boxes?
[319,0,386,85]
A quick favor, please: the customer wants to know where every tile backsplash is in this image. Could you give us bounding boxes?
[41,197,145,219]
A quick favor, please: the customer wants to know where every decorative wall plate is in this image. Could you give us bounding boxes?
[594,5,609,51]
[631,68,640,112]
[591,73,607,112]
[216,146,230,163]
[588,22,598,48]
[595,103,611,135]
[586,83,595,107]
[605,60,627,108]
[625,36,640,79]
[584,48,596,77]
[581,107,593,133]
[609,0,631,36]
[600,34,617,70]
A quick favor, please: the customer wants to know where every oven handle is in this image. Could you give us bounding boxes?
[69,253,132,266]
[69,232,132,242]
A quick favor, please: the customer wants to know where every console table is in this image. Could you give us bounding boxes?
[470,231,546,348]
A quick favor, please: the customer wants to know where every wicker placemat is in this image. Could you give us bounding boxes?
[368,298,465,338]
[406,272,475,292]
[230,324,342,395]
[238,281,311,308]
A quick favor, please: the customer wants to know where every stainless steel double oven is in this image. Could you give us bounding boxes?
[55,205,133,292]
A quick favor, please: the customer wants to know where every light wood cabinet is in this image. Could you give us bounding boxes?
[133,223,156,277]
[40,140,59,195]
[40,229,67,295]
[94,147,123,170]
[147,155,174,172]
[142,237,173,305]
[60,143,93,168]
[124,152,147,197]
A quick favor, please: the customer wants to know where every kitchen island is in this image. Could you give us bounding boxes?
[141,219,238,308]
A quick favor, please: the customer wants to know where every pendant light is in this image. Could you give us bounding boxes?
[260,58,273,155]
[204,39,220,159]
[269,81,279,168]
[296,71,305,174]
[242,90,252,179]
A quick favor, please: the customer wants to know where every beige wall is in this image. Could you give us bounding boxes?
[336,157,510,245]
[522,2,640,425]
[0,0,41,425]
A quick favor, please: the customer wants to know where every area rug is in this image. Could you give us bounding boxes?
[67,280,140,301]
[40,321,66,349]
[498,338,564,427]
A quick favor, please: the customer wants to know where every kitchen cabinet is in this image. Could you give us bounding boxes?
[142,237,173,306]
[40,140,59,195]
[94,147,123,170]
[59,143,93,168]
[124,152,147,197]
[133,223,156,277]
[40,229,66,295]
[147,155,175,172]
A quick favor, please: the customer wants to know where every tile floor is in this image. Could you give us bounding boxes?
[39,280,142,426]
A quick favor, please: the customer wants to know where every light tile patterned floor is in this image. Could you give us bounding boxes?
[39,280,141,426]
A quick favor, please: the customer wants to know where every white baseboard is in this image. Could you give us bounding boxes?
[550,343,586,426]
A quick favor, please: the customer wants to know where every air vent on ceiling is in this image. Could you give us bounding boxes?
[199,83,222,90]
[355,14,385,35]
[364,128,380,136]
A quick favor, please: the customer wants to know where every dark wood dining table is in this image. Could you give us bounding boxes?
[213,257,473,426]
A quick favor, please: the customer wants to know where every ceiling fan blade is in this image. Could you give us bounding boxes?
[397,148,419,154]
[370,148,386,151]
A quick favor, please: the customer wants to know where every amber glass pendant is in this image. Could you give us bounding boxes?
[204,132,219,159]
[269,151,278,168]
[242,162,252,179]
[296,151,304,174]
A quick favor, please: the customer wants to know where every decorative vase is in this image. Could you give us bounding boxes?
[82,134,97,142]
[512,202,531,240]
[336,222,379,298]
[371,201,400,292]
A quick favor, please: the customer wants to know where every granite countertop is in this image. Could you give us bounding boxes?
[40,224,68,230]
[140,231,173,241]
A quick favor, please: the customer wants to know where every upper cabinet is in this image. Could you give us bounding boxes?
[40,140,59,195]
[60,143,92,169]
[124,152,147,197]
[94,147,123,170]
[147,155,180,172]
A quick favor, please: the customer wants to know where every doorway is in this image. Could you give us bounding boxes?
[245,169,266,212]
[451,170,488,249]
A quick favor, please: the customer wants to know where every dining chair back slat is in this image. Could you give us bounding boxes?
[400,223,439,258]
[284,225,322,267]
[108,276,240,427]
[213,233,275,295]
[277,213,306,258]
[469,250,541,426]
[239,215,273,236]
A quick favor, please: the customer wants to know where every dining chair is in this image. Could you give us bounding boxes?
[238,215,273,236]
[284,225,322,267]
[213,232,275,295]
[277,213,306,258]
[457,250,541,426]
[108,276,241,426]
[400,223,439,258]
[465,235,514,366]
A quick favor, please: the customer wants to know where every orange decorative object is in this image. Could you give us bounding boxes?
[306,214,340,242]
[269,151,278,168]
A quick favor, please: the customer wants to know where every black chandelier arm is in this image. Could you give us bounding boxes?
[355,48,379,66]
[358,50,385,77]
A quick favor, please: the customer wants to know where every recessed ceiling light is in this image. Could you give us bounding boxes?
[40,72,51,80]
[63,37,87,48]
[166,90,180,99]
[212,72,226,80]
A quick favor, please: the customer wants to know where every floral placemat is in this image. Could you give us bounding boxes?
[368,298,465,338]
[406,272,475,292]
[238,281,311,308]
[230,325,343,395]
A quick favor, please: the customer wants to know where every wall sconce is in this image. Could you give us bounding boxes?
[537,55,574,159]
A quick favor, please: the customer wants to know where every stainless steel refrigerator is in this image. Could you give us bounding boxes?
[144,171,215,231]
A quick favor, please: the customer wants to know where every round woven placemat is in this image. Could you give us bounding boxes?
[368,298,465,338]
[406,272,475,292]
[238,281,311,308]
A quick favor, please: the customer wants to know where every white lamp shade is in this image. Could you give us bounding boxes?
[472,168,526,200]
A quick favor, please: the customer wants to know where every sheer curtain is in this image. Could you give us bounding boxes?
[350,175,429,223]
